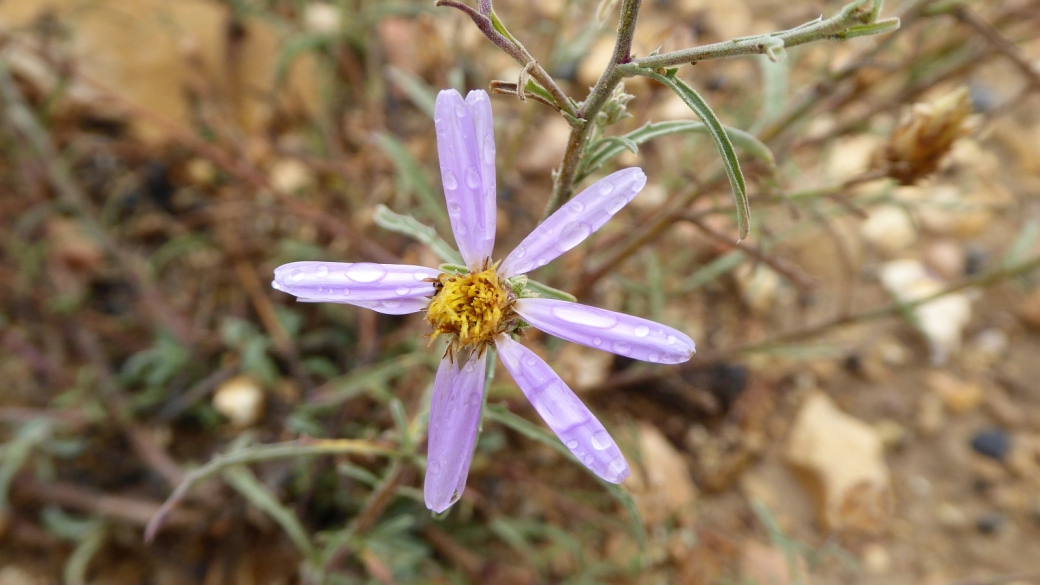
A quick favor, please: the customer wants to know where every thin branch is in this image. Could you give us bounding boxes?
[953,6,1040,92]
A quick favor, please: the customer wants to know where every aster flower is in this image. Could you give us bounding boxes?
[271,89,695,512]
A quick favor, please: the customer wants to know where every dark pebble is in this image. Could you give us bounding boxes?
[970,429,1011,461]
[976,512,1004,534]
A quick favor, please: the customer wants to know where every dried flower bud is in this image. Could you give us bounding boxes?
[875,87,972,185]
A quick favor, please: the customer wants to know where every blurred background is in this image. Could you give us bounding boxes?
[1,0,1040,583]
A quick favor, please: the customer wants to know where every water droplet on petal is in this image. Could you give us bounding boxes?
[449,203,461,215]
[549,305,618,329]
[457,223,468,236]
[465,167,480,188]
[600,183,616,196]
[342,288,350,297]
[316,265,329,277]
[482,136,495,164]
[454,103,466,118]
[591,430,612,450]
[514,245,526,259]
[567,201,585,214]
[536,259,547,267]
[667,335,677,345]
[566,440,579,449]
[382,299,401,308]
[634,325,649,337]
[524,356,538,367]
[613,341,631,354]
[648,353,660,363]
[607,196,628,214]
[290,269,304,282]
[583,455,595,465]
[272,281,282,290]
[593,337,602,346]
[608,457,627,478]
[556,222,592,252]
[414,271,427,281]
[395,286,409,296]
[344,263,388,283]
[449,490,461,505]
[443,171,458,190]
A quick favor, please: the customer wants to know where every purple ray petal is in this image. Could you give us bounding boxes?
[496,335,629,484]
[435,89,497,271]
[296,296,430,315]
[424,354,487,512]
[272,261,439,302]
[498,168,646,278]
[514,298,696,364]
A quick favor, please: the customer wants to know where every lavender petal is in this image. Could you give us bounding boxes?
[496,335,629,484]
[514,298,696,364]
[297,296,429,315]
[424,354,487,512]
[273,261,438,300]
[498,168,646,278]
[435,89,497,271]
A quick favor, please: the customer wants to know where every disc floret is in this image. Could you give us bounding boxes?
[426,267,515,354]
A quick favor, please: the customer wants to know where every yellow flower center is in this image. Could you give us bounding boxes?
[426,268,513,354]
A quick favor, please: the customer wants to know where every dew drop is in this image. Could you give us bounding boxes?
[482,136,495,164]
[536,259,547,267]
[634,325,650,337]
[593,337,602,346]
[316,264,329,277]
[550,305,618,329]
[290,269,304,282]
[613,341,631,354]
[566,440,579,449]
[272,281,282,290]
[429,460,442,473]
[566,200,585,214]
[342,288,350,297]
[524,356,538,367]
[600,183,616,196]
[449,490,461,505]
[583,455,595,465]
[465,167,480,189]
[382,299,401,308]
[454,103,466,118]
[395,286,409,296]
[457,223,468,236]
[667,335,677,345]
[607,457,627,477]
[449,203,461,215]
[591,430,612,450]
[344,263,387,283]
[414,271,428,281]
[556,222,592,252]
[443,171,458,190]
[465,393,480,406]
[607,196,628,214]
[648,353,660,363]
[514,245,526,259]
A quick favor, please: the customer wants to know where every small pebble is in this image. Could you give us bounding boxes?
[970,429,1011,461]
[975,511,1004,534]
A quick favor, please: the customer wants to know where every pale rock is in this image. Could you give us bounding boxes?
[651,91,699,122]
[1017,287,1040,332]
[924,240,966,280]
[0,567,40,585]
[973,328,1009,358]
[740,541,810,585]
[627,424,698,526]
[185,158,217,186]
[874,419,909,450]
[861,543,892,575]
[925,370,983,414]
[916,391,945,436]
[735,264,782,316]
[935,501,969,529]
[304,3,340,34]
[877,337,909,366]
[270,158,314,193]
[578,37,617,89]
[826,135,881,181]
[985,386,1026,428]
[554,343,612,391]
[879,259,973,364]
[861,205,917,255]
[913,185,994,237]
[516,117,571,174]
[213,375,266,427]
[785,392,893,533]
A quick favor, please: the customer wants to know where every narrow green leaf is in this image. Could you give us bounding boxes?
[373,205,463,265]
[638,71,751,240]
[835,17,900,39]
[580,121,774,189]
[372,133,452,235]
[484,405,647,552]
[224,465,317,560]
[524,279,578,302]
[385,66,437,118]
